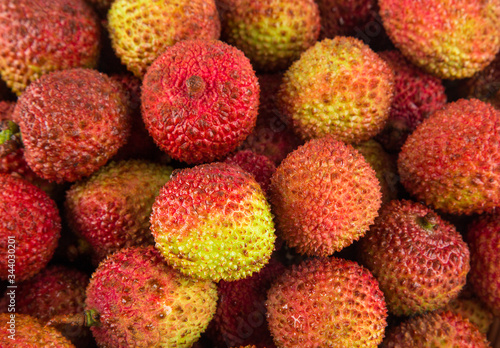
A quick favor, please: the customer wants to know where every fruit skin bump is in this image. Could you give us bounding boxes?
[0,173,61,282]
[217,0,320,72]
[150,162,276,282]
[380,310,491,348]
[398,98,500,215]
[142,39,260,164]
[467,212,500,315]
[0,313,75,347]
[266,257,387,347]
[0,0,100,95]
[13,68,131,184]
[270,136,382,256]
[278,36,394,143]
[65,160,173,262]
[358,199,470,316]
[85,246,218,348]
[379,0,500,80]
[108,0,220,78]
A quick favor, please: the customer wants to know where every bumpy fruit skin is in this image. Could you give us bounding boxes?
[239,74,302,165]
[108,0,220,78]
[467,213,500,315]
[461,52,500,101]
[65,160,173,262]
[0,313,75,347]
[270,136,381,256]
[218,0,320,72]
[142,39,260,164]
[86,246,218,348]
[224,150,276,195]
[398,99,500,215]
[444,296,494,334]
[278,36,394,143]
[358,200,470,316]
[380,310,491,348]
[12,265,88,321]
[379,0,500,79]
[0,0,100,95]
[353,139,398,204]
[14,68,131,183]
[266,257,387,347]
[376,50,447,153]
[208,258,284,348]
[151,162,276,282]
[0,174,61,281]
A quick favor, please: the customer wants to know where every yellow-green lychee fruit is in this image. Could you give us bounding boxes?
[150,162,276,282]
[278,36,394,143]
[218,0,320,72]
[108,0,221,78]
[379,0,500,79]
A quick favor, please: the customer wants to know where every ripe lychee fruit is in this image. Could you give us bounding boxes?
[108,0,220,77]
[65,160,173,262]
[379,0,500,79]
[380,310,491,348]
[270,136,382,256]
[217,0,320,72]
[398,98,500,215]
[376,50,447,153]
[278,36,394,143]
[142,39,260,164]
[151,162,276,282]
[13,68,131,183]
[85,246,218,347]
[0,0,101,95]
[0,174,61,282]
[0,313,75,347]
[266,257,388,347]
[358,199,470,316]
[467,212,500,315]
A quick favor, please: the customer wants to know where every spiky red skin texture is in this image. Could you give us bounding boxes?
[398,99,500,215]
[316,0,377,38]
[86,246,218,348]
[270,136,382,256]
[239,74,303,165]
[0,101,14,122]
[208,258,284,348]
[11,265,88,320]
[278,36,394,144]
[224,150,276,195]
[353,139,398,204]
[358,200,470,316]
[0,174,61,282]
[151,162,276,282]
[217,0,320,72]
[0,313,75,347]
[444,296,494,334]
[0,0,100,95]
[379,0,500,80]
[380,310,491,348]
[376,50,447,153]
[110,74,163,162]
[142,39,260,164]
[266,257,387,347]
[467,213,500,316]
[108,0,220,78]
[65,160,173,262]
[13,68,131,184]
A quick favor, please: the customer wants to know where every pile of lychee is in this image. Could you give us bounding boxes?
[0,0,499,347]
